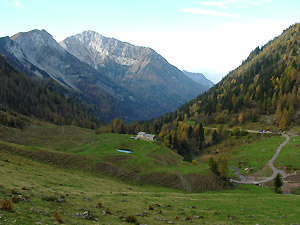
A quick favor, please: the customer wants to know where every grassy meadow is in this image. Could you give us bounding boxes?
[275,135,300,172]
[1,149,300,224]
[227,136,285,176]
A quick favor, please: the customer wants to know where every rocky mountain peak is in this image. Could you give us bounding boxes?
[11,29,60,50]
[60,30,155,69]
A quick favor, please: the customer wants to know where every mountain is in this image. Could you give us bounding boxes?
[144,23,300,157]
[182,70,214,89]
[60,31,209,119]
[0,55,99,128]
[0,29,147,122]
[0,29,209,123]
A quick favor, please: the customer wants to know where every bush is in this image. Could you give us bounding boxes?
[53,211,65,224]
[125,215,137,223]
[0,198,13,211]
[275,187,283,194]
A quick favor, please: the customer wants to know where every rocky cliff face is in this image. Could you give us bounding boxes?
[60,31,210,119]
[60,30,150,69]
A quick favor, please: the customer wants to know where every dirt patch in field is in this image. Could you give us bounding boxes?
[280,174,300,193]
[284,174,300,183]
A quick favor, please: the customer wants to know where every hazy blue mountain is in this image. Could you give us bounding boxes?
[182,70,214,89]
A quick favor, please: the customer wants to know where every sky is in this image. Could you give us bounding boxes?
[0,0,299,83]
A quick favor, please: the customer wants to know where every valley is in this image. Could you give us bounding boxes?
[0,8,299,224]
[1,122,300,224]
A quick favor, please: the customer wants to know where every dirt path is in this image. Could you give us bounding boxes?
[230,134,290,185]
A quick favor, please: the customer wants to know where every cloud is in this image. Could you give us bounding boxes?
[13,0,23,8]
[199,0,241,9]
[180,8,239,18]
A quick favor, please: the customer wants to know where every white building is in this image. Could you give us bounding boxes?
[137,131,157,141]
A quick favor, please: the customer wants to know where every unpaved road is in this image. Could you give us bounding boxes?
[230,134,290,184]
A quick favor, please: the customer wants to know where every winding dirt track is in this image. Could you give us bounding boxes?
[230,134,290,184]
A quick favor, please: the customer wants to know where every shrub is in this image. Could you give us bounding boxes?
[105,208,112,215]
[125,215,137,223]
[53,211,65,224]
[275,187,283,194]
[0,198,13,211]
[11,196,19,203]
[96,202,103,208]
[192,160,198,165]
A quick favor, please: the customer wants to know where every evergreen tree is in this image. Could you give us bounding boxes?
[212,130,218,143]
[274,173,283,194]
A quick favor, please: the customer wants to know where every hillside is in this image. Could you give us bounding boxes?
[0,119,231,192]
[147,23,300,158]
[60,31,209,119]
[0,55,99,128]
[0,125,300,224]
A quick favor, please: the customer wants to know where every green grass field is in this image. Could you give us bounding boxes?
[1,121,300,224]
[0,123,208,176]
[228,135,285,175]
[275,136,300,171]
[1,149,300,224]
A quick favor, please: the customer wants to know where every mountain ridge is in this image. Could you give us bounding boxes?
[0,29,141,122]
[182,70,214,89]
[0,29,211,123]
[60,30,209,119]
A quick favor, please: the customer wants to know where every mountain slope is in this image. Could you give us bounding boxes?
[145,23,300,158]
[182,70,214,89]
[0,29,142,122]
[0,55,99,128]
[60,31,209,119]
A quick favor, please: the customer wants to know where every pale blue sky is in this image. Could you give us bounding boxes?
[0,0,299,82]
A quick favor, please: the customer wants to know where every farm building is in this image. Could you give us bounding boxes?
[137,131,157,141]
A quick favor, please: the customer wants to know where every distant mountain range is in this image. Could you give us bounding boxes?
[0,29,213,123]
[182,70,214,88]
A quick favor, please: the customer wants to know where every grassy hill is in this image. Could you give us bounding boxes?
[1,141,300,224]
[0,119,231,192]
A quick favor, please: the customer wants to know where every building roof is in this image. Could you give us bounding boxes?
[145,134,156,138]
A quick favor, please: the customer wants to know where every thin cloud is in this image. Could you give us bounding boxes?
[180,8,240,18]
[13,0,24,8]
[199,0,241,9]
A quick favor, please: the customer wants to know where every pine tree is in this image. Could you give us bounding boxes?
[275,104,282,124]
[279,109,288,130]
[199,123,204,142]
[274,173,283,194]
